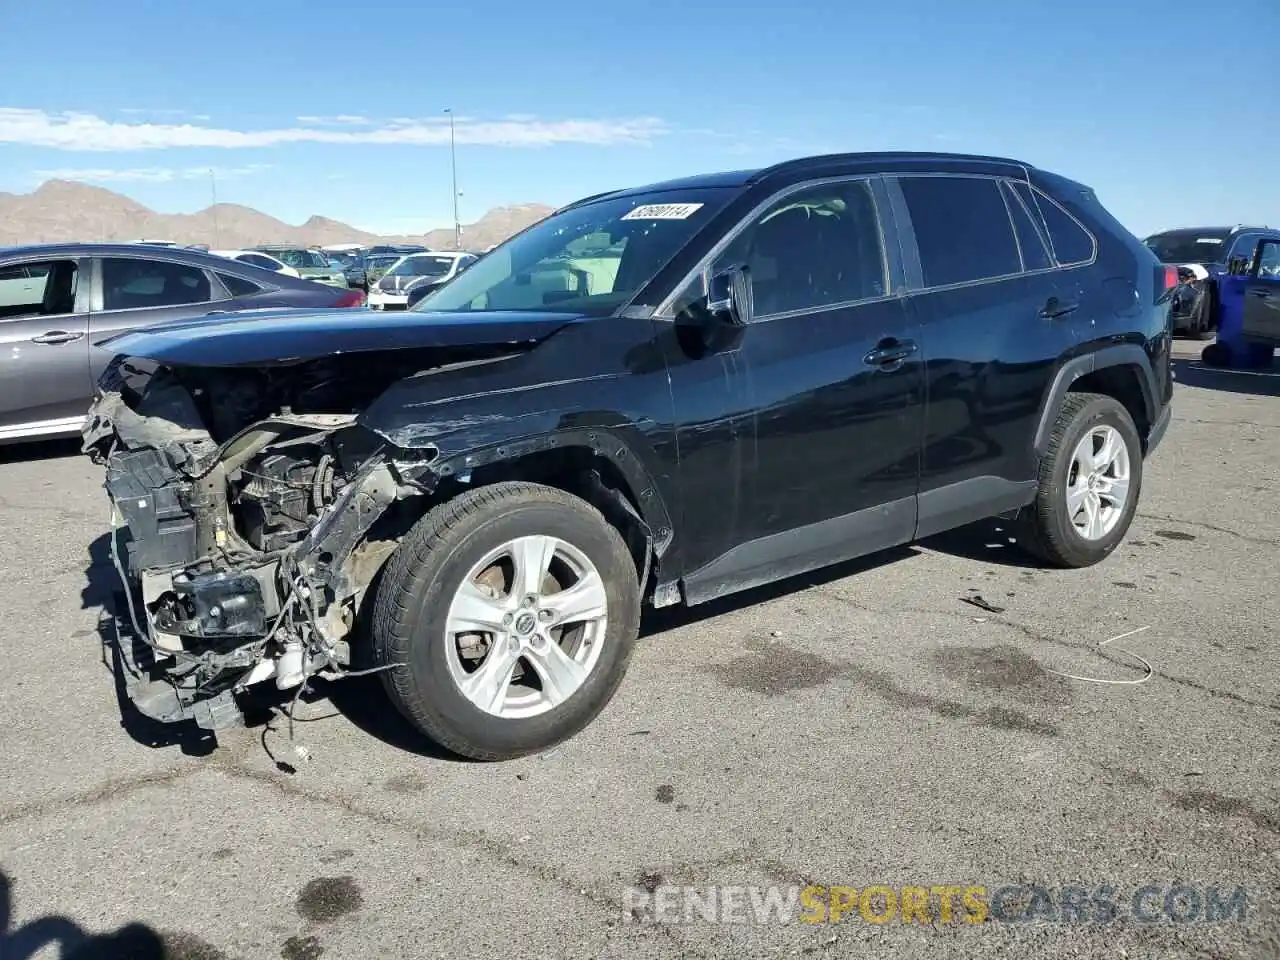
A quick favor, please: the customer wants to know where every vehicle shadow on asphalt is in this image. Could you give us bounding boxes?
[76,515,1042,763]
[641,519,1043,638]
[0,868,168,959]
[0,437,81,464]
[1172,356,1280,397]
[82,533,220,758]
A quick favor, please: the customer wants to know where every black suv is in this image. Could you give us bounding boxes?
[83,152,1174,760]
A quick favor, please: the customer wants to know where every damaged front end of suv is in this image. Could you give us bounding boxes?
[81,312,576,733]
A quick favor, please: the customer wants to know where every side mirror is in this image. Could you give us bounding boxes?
[707,264,752,327]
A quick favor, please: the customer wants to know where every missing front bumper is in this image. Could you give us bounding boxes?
[106,589,245,731]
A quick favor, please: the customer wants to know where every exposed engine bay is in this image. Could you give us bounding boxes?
[81,348,487,730]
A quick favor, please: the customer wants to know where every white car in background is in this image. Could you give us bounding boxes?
[367,251,478,310]
[210,249,301,278]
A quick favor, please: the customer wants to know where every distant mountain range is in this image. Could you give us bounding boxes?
[0,180,555,251]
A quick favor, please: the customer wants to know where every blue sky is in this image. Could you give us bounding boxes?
[0,0,1276,238]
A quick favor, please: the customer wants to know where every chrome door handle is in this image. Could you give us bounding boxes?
[31,330,84,345]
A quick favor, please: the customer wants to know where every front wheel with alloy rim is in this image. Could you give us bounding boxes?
[1015,392,1143,568]
[371,482,641,760]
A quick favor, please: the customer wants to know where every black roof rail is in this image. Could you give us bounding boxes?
[747,151,1032,183]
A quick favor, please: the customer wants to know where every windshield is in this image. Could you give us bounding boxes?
[390,255,456,278]
[1143,230,1230,264]
[266,248,331,269]
[411,187,737,316]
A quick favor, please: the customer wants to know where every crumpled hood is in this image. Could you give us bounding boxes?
[94,307,585,367]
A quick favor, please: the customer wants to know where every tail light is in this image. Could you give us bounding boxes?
[333,289,365,308]
[1155,264,1179,304]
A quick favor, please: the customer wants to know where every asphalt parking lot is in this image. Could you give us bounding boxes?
[1,340,1277,960]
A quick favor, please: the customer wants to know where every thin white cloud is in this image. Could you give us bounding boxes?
[296,114,373,125]
[33,163,272,183]
[0,108,666,151]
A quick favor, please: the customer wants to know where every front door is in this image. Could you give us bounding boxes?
[0,257,93,439]
[1242,238,1280,345]
[674,177,924,601]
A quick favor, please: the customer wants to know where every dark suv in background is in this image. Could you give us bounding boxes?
[1143,224,1280,338]
[84,152,1173,760]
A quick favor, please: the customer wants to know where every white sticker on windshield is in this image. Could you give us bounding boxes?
[622,203,704,221]
[1196,238,1223,244]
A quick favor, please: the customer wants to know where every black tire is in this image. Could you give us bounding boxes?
[1201,341,1229,366]
[1191,286,1217,340]
[371,481,640,760]
[1015,392,1143,568]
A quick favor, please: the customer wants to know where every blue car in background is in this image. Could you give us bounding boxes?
[1143,225,1280,339]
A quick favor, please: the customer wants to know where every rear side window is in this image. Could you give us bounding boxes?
[1016,186,1096,266]
[218,273,262,297]
[898,176,1020,287]
[239,254,281,270]
[102,257,212,310]
[1000,182,1053,271]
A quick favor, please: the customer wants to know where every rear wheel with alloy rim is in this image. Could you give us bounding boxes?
[1016,392,1143,567]
[372,482,640,760]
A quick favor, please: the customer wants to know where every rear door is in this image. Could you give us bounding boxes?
[1242,239,1280,344]
[888,173,1081,536]
[87,254,229,384]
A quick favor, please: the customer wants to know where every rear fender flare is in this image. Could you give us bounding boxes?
[1033,344,1157,455]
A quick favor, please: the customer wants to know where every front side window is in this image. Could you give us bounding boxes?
[710,179,887,316]
[899,176,1020,287]
[413,187,737,316]
[1257,240,1280,278]
[102,258,213,310]
[0,259,79,317]
[1229,233,1260,261]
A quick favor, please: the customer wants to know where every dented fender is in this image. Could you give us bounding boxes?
[356,318,682,567]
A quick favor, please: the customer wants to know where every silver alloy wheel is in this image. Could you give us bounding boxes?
[444,535,609,719]
[1065,424,1131,541]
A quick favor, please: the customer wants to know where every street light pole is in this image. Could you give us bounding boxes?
[445,108,460,250]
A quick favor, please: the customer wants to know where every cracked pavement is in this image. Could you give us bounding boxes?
[0,341,1277,960]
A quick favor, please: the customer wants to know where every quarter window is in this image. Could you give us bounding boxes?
[102,258,213,311]
[1024,189,1095,266]
[898,176,1020,287]
[713,179,887,316]
[218,273,262,297]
